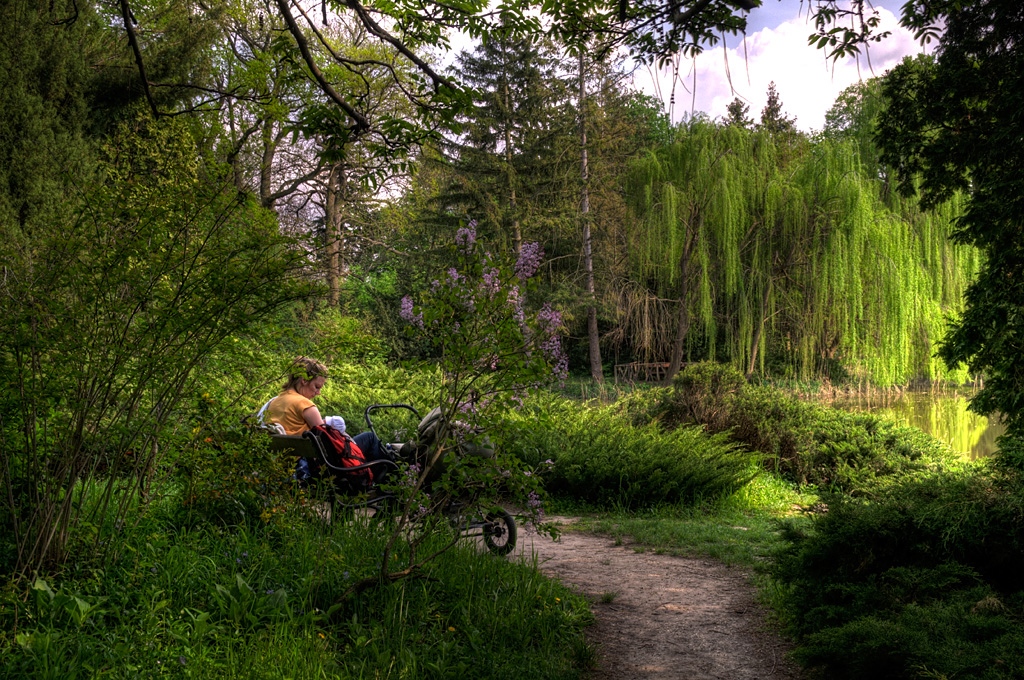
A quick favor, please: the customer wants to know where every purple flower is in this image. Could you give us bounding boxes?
[525,491,546,528]
[515,242,544,280]
[534,305,569,384]
[399,295,424,329]
[536,304,562,334]
[399,295,414,320]
[480,267,500,296]
[507,285,525,324]
[455,224,476,252]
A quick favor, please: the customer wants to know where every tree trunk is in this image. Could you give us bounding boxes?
[579,51,603,382]
[259,120,277,209]
[325,161,343,306]
[746,277,772,379]
[665,287,690,384]
[664,241,693,384]
[501,50,521,256]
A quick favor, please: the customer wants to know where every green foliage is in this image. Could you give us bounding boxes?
[622,119,977,385]
[306,310,388,366]
[876,6,1024,434]
[500,394,758,509]
[623,92,674,147]
[174,426,301,527]
[773,462,1024,678]
[644,363,961,494]
[0,109,312,577]
[0,501,592,679]
[822,79,886,181]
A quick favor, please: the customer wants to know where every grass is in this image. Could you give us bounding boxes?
[552,472,817,570]
[7,358,1020,680]
[1,491,593,680]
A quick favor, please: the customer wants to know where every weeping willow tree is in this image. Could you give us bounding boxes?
[622,121,760,377]
[622,119,979,385]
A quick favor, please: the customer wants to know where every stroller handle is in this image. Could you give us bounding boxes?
[364,403,422,444]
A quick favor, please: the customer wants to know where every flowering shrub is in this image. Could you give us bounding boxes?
[399,224,568,395]
[352,223,567,588]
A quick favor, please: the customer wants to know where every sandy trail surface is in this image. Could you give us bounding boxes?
[516,520,804,680]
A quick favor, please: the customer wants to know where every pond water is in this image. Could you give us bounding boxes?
[829,391,1005,459]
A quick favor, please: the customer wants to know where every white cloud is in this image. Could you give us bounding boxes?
[632,8,929,132]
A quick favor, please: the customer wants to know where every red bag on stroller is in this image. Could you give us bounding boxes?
[309,424,374,487]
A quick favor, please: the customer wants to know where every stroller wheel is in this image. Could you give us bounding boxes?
[482,509,517,556]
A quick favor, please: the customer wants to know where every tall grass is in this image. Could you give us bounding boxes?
[1,494,592,679]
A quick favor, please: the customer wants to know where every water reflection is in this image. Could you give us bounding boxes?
[829,391,1005,459]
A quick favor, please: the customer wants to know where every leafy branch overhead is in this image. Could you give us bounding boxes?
[109,0,926,141]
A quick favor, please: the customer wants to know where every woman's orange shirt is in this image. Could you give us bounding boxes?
[264,389,315,435]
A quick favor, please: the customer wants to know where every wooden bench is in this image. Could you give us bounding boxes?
[614,362,678,384]
[266,433,316,457]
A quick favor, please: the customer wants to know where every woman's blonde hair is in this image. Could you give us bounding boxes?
[283,356,328,391]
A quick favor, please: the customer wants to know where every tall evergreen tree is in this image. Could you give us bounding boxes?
[759,81,797,136]
[444,31,574,255]
[725,97,753,128]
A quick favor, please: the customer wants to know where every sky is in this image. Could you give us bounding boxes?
[630,0,931,131]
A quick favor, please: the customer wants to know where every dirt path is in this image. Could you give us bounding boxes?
[517,521,803,680]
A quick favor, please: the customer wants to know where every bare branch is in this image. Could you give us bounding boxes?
[344,0,457,94]
[265,158,328,204]
[274,0,370,133]
[118,0,160,118]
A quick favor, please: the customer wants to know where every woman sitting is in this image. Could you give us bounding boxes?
[263,356,389,484]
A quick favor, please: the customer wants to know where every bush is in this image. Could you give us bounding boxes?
[174,425,302,527]
[668,361,747,431]
[639,363,960,494]
[500,396,758,509]
[773,465,1024,678]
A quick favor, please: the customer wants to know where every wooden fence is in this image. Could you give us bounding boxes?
[613,362,678,384]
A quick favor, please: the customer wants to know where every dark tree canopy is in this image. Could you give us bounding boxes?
[877,1,1024,436]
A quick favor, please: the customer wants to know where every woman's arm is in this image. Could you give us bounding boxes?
[302,405,325,430]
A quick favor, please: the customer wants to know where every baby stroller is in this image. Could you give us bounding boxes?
[265,403,517,556]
